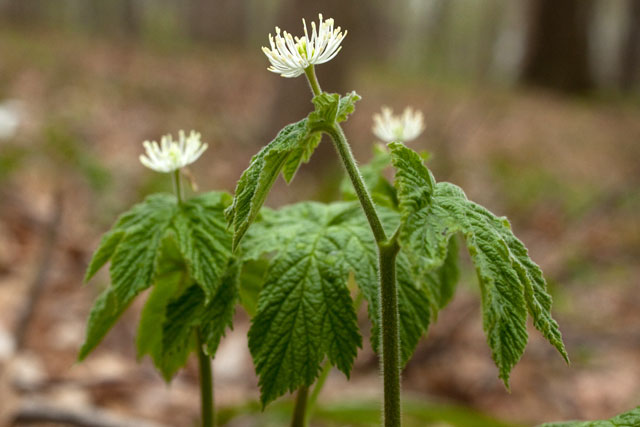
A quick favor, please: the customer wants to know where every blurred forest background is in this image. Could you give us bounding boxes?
[0,0,639,426]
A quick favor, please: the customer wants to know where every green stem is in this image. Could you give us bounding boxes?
[303,66,402,426]
[197,331,215,427]
[304,66,322,97]
[174,171,213,425]
[291,386,309,427]
[325,125,387,243]
[306,360,331,423]
[378,239,401,427]
[173,169,183,204]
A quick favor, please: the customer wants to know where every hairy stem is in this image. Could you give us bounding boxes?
[325,125,387,243]
[378,239,401,427]
[303,66,402,426]
[291,386,309,427]
[197,330,215,427]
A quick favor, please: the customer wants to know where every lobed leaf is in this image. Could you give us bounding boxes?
[162,261,239,373]
[82,191,235,368]
[308,91,361,129]
[226,119,318,250]
[227,91,361,251]
[245,202,364,406]
[84,230,124,282]
[309,93,340,126]
[335,205,431,366]
[173,192,233,302]
[245,201,432,382]
[135,236,190,379]
[79,194,177,360]
[336,91,361,123]
[389,142,568,387]
[282,132,322,183]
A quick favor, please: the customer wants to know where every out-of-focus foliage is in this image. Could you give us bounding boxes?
[541,406,640,427]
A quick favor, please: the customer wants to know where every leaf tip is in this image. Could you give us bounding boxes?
[500,375,512,393]
[77,346,89,363]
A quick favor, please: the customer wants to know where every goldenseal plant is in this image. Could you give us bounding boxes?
[81,131,234,427]
[227,14,569,427]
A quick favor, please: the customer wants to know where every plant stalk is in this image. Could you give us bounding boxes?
[291,386,309,427]
[378,239,401,427]
[196,331,215,427]
[175,169,213,426]
[306,361,331,423]
[304,66,322,98]
[303,66,402,426]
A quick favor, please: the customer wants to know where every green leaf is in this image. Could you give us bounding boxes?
[308,91,361,129]
[162,261,239,372]
[245,202,363,406]
[228,91,360,251]
[84,230,125,282]
[108,194,177,306]
[424,237,459,312]
[341,144,397,209]
[282,132,322,183]
[245,201,431,378]
[334,206,431,366]
[78,287,128,361]
[389,141,568,387]
[79,194,177,360]
[541,406,640,427]
[336,91,361,123]
[135,236,189,378]
[238,258,269,317]
[309,93,340,126]
[173,192,233,302]
[226,119,318,250]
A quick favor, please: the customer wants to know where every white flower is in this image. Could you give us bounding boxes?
[139,130,208,173]
[262,14,347,78]
[372,107,425,143]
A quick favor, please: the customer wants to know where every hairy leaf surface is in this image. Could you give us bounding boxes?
[389,142,568,387]
[228,91,360,250]
[308,91,360,128]
[79,194,177,360]
[81,192,235,366]
[226,119,319,249]
[173,192,232,301]
[162,261,239,370]
[245,201,432,388]
[336,91,361,123]
[136,237,189,379]
[246,202,365,406]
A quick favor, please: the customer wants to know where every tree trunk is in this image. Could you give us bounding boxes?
[122,0,140,36]
[3,0,41,24]
[521,0,594,93]
[619,0,640,91]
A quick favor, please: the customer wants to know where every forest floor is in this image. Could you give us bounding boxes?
[1,29,639,426]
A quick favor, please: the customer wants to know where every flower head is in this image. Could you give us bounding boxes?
[372,107,425,143]
[139,130,207,173]
[262,14,347,78]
